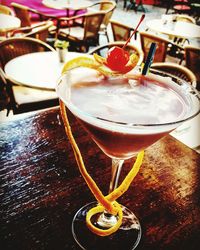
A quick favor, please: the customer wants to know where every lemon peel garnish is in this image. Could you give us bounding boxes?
[62,56,99,74]
[127,53,139,67]
[92,52,139,74]
[93,53,106,64]
[59,56,144,236]
[62,56,121,77]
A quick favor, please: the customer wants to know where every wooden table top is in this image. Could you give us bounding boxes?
[0,107,200,250]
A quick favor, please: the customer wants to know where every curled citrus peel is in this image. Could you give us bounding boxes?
[86,201,123,236]
[62,54,139,76]
[60,56,144,236]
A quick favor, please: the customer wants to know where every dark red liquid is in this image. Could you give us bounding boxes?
[70,74,187,159]
[76,118,170,159]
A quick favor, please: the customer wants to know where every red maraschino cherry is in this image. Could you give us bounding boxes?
[106,46,130,71]
[106,14,145,72]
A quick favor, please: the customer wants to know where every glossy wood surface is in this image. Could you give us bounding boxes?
[0,107,200,250]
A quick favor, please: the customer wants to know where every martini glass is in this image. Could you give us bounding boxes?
[56,67,200,250]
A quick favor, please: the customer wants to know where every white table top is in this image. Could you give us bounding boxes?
[4,51,88,90]
[0,14,21,32]
[42,0,92,11]
[146,19,200,39]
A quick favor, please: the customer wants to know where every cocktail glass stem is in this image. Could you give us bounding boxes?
[97,159,124,227]
[109,159,124,193]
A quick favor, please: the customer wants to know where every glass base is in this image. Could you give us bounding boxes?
[72,201,142,250]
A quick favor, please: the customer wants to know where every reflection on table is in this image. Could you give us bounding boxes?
[146,18,200,39]
[0,107,200,249]
[0,13,21,34]
[4,51,87,90]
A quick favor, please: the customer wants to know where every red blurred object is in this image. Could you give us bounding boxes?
[106,46,130,71]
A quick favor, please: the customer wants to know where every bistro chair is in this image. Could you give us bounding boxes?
[140,31,170,62]
[11,2,57,27]
[0,68,58,115]
[87,1,116,42]
[0,67,12,114]
[110,20,137,41]
[0,4,14,15]
[151,62,197,87]
[88,41,144,66]
[10,20,54,43]
[0,37,55,69]
[140,31,184,63]
[184,45,200,90]
[11,2,57,39]
[11,2,41,27]
[166,14,195,47]
[98,1,116,42]
[174,14,196,23]
[0,37,58,114]
[57,12,105,52]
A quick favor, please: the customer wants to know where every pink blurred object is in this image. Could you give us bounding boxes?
[3,0,86,20]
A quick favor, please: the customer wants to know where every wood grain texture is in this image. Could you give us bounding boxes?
[0,107,200,250]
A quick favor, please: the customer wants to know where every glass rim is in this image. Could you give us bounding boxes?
[56,68,200,128]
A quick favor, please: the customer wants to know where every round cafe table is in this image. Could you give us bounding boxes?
[4,51,88,90]
[146,18,200,39]
[0,13,21,34]
[42,0,92,17]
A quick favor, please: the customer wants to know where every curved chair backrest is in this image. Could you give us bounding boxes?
[151,62,197,87]
[57,11,105,52]
[184,45,200,89]
[88,41,144,65]
[110,20,135,41]
[0,4,14,15]
[0,67,11,112]
[99,1,116,27]
[0,37,55,69]
[140,31,170,62]
[25,21,53,41]
[83,12,105,40]
[0,67,18,114]
[11,2,32,27]
[11,21,54,42]
[86,1,116,42]
[175,14,196,23]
